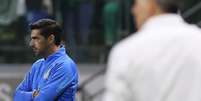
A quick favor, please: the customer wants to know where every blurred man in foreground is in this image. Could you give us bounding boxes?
[14,19,78,101]
[103,0,201,101]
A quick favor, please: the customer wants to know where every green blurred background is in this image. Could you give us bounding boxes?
[0,0,200,63]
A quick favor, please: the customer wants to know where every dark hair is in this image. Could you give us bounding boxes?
[156,0,182,13]
[30,19,62,46]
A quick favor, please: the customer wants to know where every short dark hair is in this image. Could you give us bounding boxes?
[30,19,62,46]
[156,0,182,13]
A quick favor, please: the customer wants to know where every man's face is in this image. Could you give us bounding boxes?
[132,0,156,29]
[29,29,49,56]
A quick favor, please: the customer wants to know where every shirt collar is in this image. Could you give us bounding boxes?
[140,14,184,31]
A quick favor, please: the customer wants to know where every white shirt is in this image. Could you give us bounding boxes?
[103,14,201,101]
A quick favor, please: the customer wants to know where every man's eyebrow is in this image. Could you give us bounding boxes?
[31,36,38,39]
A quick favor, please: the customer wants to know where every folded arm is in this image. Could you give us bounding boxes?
[33,63,78,101]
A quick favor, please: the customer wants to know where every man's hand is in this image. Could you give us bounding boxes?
[32,90,39,98]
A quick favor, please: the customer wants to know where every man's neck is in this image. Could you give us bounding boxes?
[44,45,60,59]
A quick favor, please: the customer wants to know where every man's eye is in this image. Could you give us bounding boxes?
[32,37,39,40]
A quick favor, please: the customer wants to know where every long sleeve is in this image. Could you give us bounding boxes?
[14,71,33,101]
[33,62,78,101]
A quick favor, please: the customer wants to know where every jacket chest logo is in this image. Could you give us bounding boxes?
[43,69,51,80]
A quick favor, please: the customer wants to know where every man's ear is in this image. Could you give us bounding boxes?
[48,34,55,44]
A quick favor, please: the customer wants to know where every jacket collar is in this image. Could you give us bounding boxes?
[44,45,66,62]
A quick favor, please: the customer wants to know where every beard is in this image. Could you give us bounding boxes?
[32,47,46,57]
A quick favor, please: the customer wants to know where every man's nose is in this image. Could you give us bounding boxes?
[29,40,34,47]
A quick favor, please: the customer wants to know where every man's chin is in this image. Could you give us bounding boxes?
[33,52,40,56]
[33,53,38,56]
[33,52,45,57]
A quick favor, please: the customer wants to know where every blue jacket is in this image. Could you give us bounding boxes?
[14,47,78,101]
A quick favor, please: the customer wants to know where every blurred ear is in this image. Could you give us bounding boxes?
[48,34,55,44]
